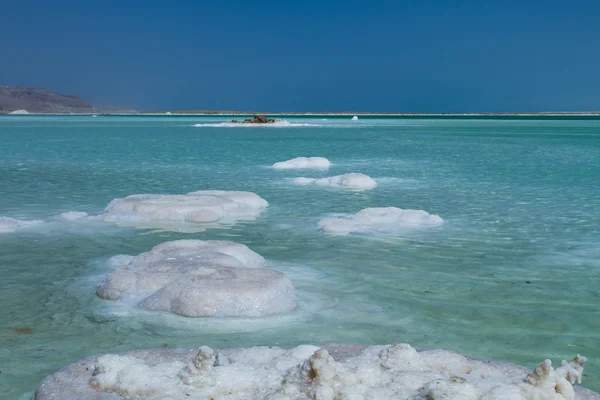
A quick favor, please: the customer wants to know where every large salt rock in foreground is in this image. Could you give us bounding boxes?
[0,216,44,233]
[319,207,444,235]
[32,343,598,400]
[273,157,331,169]
[96,240,296,317]
[294,173,377,190]
[102,190,268,231]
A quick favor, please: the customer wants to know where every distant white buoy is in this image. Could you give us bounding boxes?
[351,115,358,120]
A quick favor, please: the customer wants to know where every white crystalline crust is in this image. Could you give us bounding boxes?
[272,157,331,169]
[33,344,599,400]
[319,207,444,235]
[96,240,297,317]
[294,173,377,190]
[0,216,44,233]
[101,190,268,231]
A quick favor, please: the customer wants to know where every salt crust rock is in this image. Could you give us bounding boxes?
[32,343,598,400]
[319,207,444,235]
[96,240,297,317]
[272,157,331,169]
[0,216,44,233]
[102,190,268,229]
[294,173,377,190]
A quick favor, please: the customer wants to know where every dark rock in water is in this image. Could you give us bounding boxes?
[229,115,276,124]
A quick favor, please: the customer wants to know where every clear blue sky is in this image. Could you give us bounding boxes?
[1,0,599,112]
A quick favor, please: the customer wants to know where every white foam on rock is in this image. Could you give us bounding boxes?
[101,190,268,232]
[194,120,320,127]
[272,157,331,169]
[293,173,377,190]
[33,344,598,400]
[319,207,444,235]
[59,211,89,221]
[0,216,45,233]
[96,240,296,317]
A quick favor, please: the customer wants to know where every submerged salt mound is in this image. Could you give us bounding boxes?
[0,216,44,233]
[59,211,89,220]
[273,157,331,169]
[319,207,444,235]
[96,240,296,317]
[102,190,268,230]
[294,173,377,190]
[33,344,598,400]
[107,254,134,267]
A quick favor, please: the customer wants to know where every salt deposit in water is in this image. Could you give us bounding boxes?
[0,216,45,233]
[59,211,89,220]
[319,207,444,235]
[33,343,598,400]
[194,120,319,127]
[101,190,268,231]
[272,157,331,169]
[294,173,377,190]
[96,240,297,317]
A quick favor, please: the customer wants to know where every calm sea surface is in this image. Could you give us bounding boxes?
[1,115,599,397]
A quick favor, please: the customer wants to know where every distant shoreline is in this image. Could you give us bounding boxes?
[141,111,600,116]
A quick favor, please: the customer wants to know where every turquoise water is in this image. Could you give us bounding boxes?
[1,115,599,398]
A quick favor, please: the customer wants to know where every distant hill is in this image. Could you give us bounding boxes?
[0,86,132,114]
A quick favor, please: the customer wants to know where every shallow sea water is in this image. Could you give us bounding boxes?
[0,115,599,397]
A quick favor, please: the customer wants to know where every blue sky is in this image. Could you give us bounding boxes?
[1,0,599,112]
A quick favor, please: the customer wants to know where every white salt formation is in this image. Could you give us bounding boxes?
[9,109,30,114]
[294,173,377,190]
[272,157,331,169]
[352,115,359,120]
[195,120,318,127]
[0,216,44,233]
[96,240,297,317]
[33,344,599,400]
[319,207,444,235]
[101,190,268,231]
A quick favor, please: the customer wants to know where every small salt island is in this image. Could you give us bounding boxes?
[229,114,279,124]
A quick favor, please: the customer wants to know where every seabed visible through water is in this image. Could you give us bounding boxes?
[1,115,599,397]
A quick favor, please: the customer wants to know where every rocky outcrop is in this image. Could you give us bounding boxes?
[229,115,277,124]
